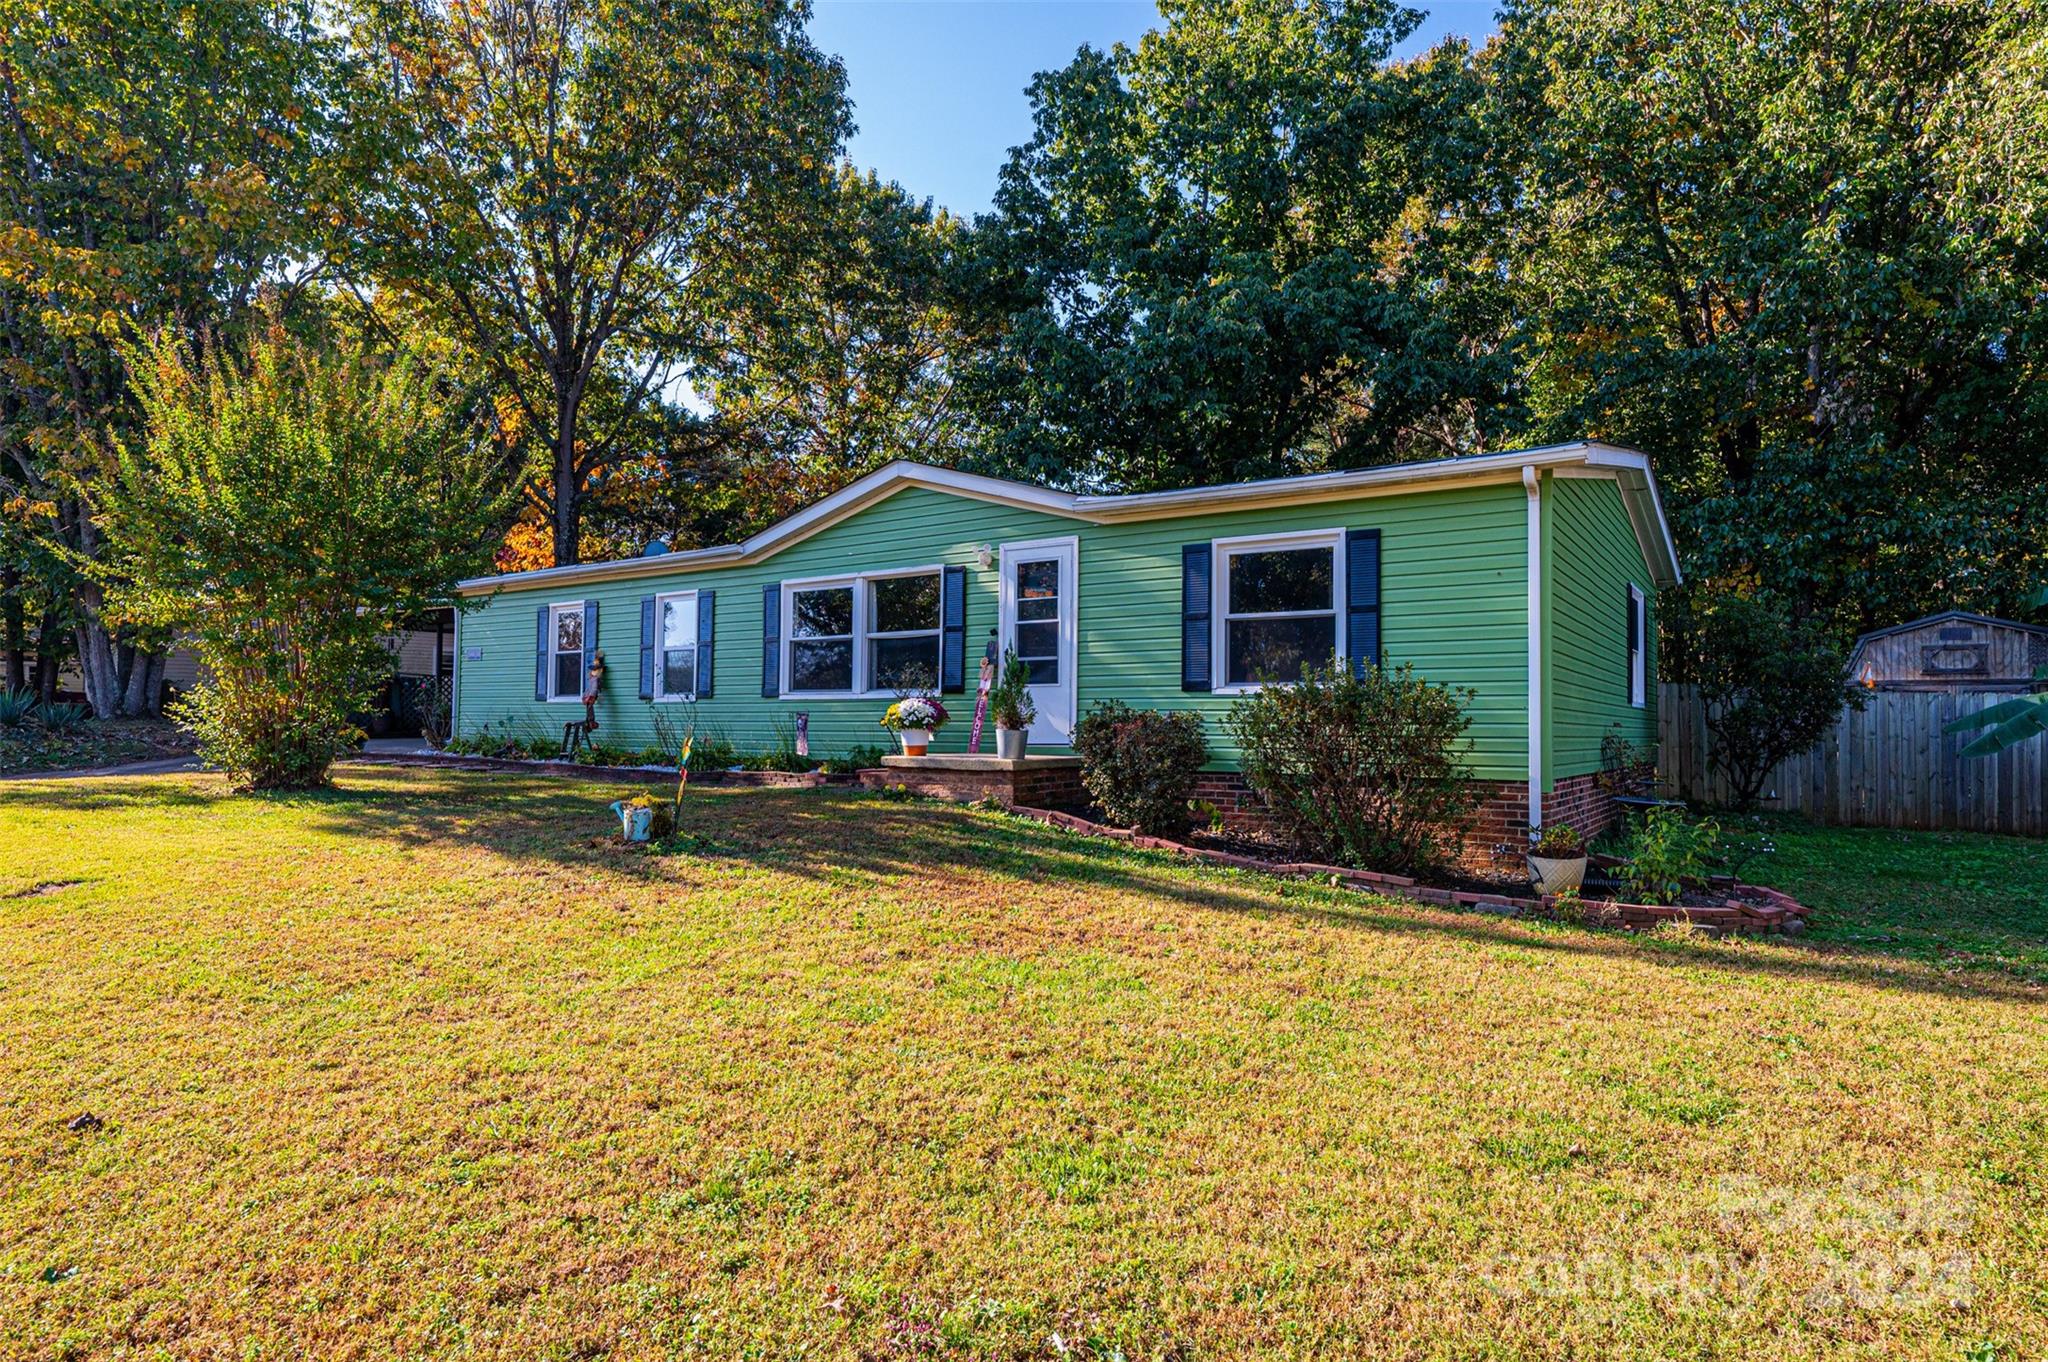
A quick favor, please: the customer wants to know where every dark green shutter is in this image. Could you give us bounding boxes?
[534,605,549,700]
[761,583,781,697]
[638,597,655,700]
[940,565,967,692]
[696,590,715,698]
[1182,544,1212,691]
[1345,529,1381,674]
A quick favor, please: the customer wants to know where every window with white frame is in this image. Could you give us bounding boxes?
[782,567,945,696]
[548,602,585,700]
[655,590,698,700]
[1215,531,1342,689]
[788,582,856,693]
[866,571,942,692]
[1628,584,1647,707]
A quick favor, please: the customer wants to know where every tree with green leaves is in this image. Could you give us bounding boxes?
[1480,0,2048,639]
[101,316,520,789]
[339,0,849,566]
[0,0,342,716]
[959,0,1520,492]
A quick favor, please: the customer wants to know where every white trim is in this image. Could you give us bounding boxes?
[998,535,1080,744]
[545,599,587,704]
[778,563,947,700]
[456,443,1683,597]
[1628,583,1648,709]
[1525,468,1543,831]
[1209,528,1346,694]
[650,589,700,703]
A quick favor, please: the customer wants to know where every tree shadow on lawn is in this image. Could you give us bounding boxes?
[254,768,2044,1006]
[15,767,2034,1003]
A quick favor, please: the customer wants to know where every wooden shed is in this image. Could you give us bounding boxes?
[1846,610,2048,692]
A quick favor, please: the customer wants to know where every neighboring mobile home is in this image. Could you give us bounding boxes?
[452,442,1679,852]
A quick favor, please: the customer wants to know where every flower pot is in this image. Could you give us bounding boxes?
[610,800,655,843]
[995,726,1027,760]
[1528,853,1588,895]
[897,728,931,757]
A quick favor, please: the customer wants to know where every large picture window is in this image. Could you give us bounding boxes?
[867,571,941,691]
[548,602,586,700]
[1214,532,1342,689]
[655,591,698,700]
[780,567,947,696]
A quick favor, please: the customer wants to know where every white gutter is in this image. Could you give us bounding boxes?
[1523,466,1543,832]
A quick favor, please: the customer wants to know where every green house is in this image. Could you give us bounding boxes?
[452,441,1679,838]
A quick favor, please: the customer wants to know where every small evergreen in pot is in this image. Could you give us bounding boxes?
[1528,822,1588,895]
[988,649,1036,759]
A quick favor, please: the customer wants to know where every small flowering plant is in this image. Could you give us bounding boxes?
[1530,822,1585,858]
[880,695,950,733]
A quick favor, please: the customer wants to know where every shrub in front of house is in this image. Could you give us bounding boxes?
[1070,700,1207,837]
[1226,660,1479,876]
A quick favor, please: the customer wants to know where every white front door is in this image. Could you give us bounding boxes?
[998,537,1078,746]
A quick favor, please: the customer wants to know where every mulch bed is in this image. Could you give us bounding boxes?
[1011,805,1810,937]
[348,750,858,788]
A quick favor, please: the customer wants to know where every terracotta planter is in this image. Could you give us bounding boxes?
[1528,853,1589,895]
[897,728,931,757]
[995,726,1027,760]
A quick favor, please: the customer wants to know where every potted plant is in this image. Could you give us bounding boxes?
[988,649,1036,759]
[1528,822,1588,894]
[609,792,673,843]
[880,694,949,756]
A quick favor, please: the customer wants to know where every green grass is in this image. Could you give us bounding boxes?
[1730,815,2048,983]
[2,768,2045,1359]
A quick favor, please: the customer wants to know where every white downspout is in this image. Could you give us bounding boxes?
[1523,466,1543,832]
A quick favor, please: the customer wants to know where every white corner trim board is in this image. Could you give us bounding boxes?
[1524,466,1543,832]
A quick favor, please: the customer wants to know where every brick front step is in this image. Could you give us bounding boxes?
[858,754,1087,810]
[1008,804,1809,937]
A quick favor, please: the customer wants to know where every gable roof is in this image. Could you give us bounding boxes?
[456,440,1682,595]
[1848,609,2048,652]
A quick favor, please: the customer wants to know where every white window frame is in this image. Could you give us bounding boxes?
[651,589,700,703]
[546,600,587,703]
[1628,583,1647,708]
[779,563,946,699]
[1211,529,1347,694]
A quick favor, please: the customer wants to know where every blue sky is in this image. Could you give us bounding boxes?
[807,1,1503,219]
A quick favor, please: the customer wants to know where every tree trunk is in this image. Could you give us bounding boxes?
[73,587,121,719]
[32,611,61,705]
[120,646,163,717]
[1,562,23,693]
[552,398,580,566]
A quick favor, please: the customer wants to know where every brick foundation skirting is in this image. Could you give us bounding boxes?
[1194,770,1626,876]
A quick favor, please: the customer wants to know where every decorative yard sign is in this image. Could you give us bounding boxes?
[795,712,809,758]
[969,630,998,753]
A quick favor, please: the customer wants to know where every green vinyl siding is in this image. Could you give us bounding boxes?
[456,479,1534,779]
[1542,474,1657,782]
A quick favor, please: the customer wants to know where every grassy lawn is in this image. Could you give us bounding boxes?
[1741,817,2048,985]
[2,768,2044,1360]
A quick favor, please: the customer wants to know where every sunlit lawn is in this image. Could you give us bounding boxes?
[2,768,2044,1360]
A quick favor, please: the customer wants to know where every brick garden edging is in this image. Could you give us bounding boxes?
[1007,805,1810,937]
[347,751,856,788]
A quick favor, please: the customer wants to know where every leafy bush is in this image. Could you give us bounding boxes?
[1622,807,1721,905]
[0,689,37,727]
[685,734,740,774]
[743,716,817,772]
[1069,700,1207,836]
[1225,661,1478,875]
[1663,586,1861,809]
[1531,823,1585,858]
[37,701,90,731]
[823,743,892,775]
[175,685,356,789]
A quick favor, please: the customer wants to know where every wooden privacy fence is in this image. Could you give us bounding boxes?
[1658,683,2048,836]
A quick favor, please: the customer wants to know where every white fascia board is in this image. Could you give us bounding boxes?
[456,442,1684,596]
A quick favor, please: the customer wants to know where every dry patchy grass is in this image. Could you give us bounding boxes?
[1,768,2044,1360]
